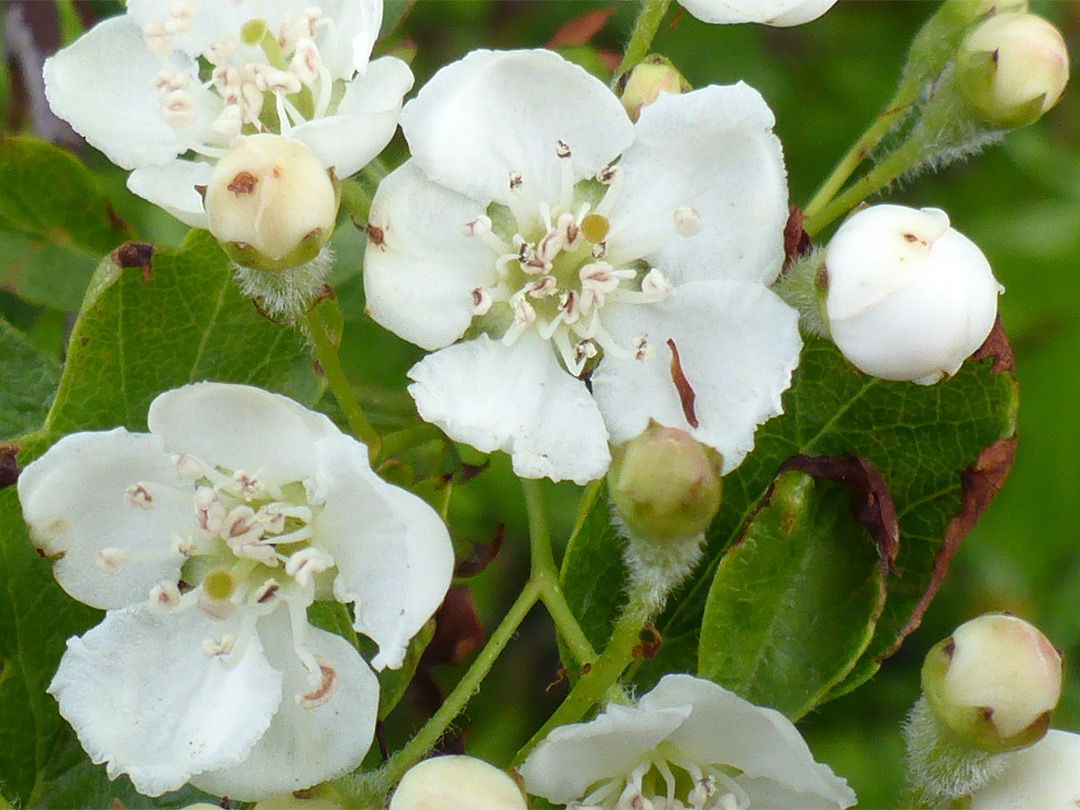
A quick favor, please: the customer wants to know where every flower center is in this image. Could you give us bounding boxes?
[143,3,340,156]
[577,742,749,810]
[101,452,338,702]
[462,142,676,377]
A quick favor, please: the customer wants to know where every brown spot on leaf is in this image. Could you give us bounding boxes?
[783,206,812,267]
[227,171,258,195]
[546,8,617,49]
[667,339,698,429]
[0,444,18,489]
[780,454,900,577]
[422,587,486,667]
[455,523,504,579]
[112,242,155,284]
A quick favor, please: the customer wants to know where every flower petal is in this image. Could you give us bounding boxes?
[314,0,383,77]
[312,432,454,670]
[126,0,248,57]
[43,16,191,170]
[969,730,1080,809]
[520,701,691,804]
[291,57,414,178]
[190,611,379,800]
[642,675,856,809]
[48,605,282,798]
[363,160,495,351]
[147,383,343,489]
[17,429,196,610]
[606,83,788,285]
[676,0,837,26]
[127,160,213,228]
[400,49,634,216]
[408,334,611,485]
[591,281,801,474]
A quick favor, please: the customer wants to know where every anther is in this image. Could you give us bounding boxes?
[674,206,704,237]
[204,39,238,64]
[148,581,182,612]
[633,336,654,362]
[508,171,523,194]
[527,276,559,298]
[285,547,335,588]
[174,454,203,479]
[641,268,673,301]
[597,165,619,185]
[253,579,280,605]
[160,89,197,128]
[95,548,131,574]
[125,484,156,510]
[471,286,493,316]
[163,1,197,35]
[194,487,227,533]
[142,23,173,57]
[555,140,572,159]
[461,215,493,238]
[200,634,236,657]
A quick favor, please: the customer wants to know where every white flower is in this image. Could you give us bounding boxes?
[968,730,1080,809]
[43,0,413,226]
[388,755,528,810]
[520,673,857,809]
[674,0,837,27]
[824,204,1003,385]
[364,49,802,485]
[17,383,454,800]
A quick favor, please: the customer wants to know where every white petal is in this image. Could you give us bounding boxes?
[642,675,856,809]
[520,701,690,804]
[291,57,414,178]
[311,433,454,670]
[17,429,196,610]
[408,334,611,485]
[591,281,801,474]
[363,160,495,351]
[606,83,788,285]
[127,0,248,57]
[677,0,837,26]
[147,383,344,489]
[48,605,282,798]
[43,16,191,170]
[314,0,383,77]
[969,730,1080,809]
[190,610,379,800]
[127,160,213,228]
[400,49,634,215]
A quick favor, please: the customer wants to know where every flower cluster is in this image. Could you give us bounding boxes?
[18,383,454,799]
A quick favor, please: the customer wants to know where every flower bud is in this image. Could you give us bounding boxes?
[388,755,527,810]
[956,12,1069,129]
[617,55,692,123]
[608,423,722,543]
[205,134,338,272]
[823,204,1002,385]
[968,730,1080,808]
[922,614,1063,753]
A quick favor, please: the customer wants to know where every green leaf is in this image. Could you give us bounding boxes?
[0,320,60,441]
[44,231,323,438]
[0,485,208,808]
[697,469,887,719]
[0,137,134,311]
[561,334,1017,714]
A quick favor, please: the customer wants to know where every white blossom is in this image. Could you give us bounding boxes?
[17,383,454,800]
[968,730,1080,809]
[389,755,528,810]
[364,49,802,485]
[674,0,837,27]
[43,0,413,226]
[520,674,856,809]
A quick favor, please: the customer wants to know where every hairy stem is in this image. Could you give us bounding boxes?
[612,0,673,86]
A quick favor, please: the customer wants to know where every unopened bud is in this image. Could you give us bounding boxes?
[968,730,1080,808]
[957,12,1069,129]
[205,134,338,271]
[388,755,527,810]
[823,204,1002,385]
[617,55,692,123]
[608,423,722,543]
[922,614,1062,753]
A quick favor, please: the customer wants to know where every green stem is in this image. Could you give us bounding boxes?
[612,0,673,86]
[512,593,648,766]
[378,424,443,461]
[803,90,915,220]
[54,0,84,45]
[335,581,542,803]
[522,480,597,667]
[303,308,381,459]
[803,138,922,238]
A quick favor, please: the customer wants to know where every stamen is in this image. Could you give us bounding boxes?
[200,633,236,657]
[633,336,655,362]
[174,454,203,479]
[284,547,335,588]
[252,579,280,605]
[313,63,334,119]
[256,66,303,96]
[232,470,266,501]
[148,580,182,612]
[553,329,584,376]
[654,758,677,807]
[527,276,559,299]
[195,487,226,533]
[594,166,623,218]
[95,547,131,573]
[674,206,704,237]
[212,104,244,139]
[125,484,156,510]
[150,71,189,92]
[286,595,321,677]
[471,287,493,316]
[289,38,322,84]
[537,310,567,342]
[143,23,173,57]
[556,139,574,211]
[160,89,198,128]
[221,505,263,546]
[508,171,523,194]
[640,268,673,301]
[269,525,314,546]
[204,39,238,64]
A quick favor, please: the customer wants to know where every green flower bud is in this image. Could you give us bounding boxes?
[388,755,527,810]
[608,423,722,543]
[616,55,692,123]
[205,134,339,272]
[956,12,1069,129]
[922,613,1063,753]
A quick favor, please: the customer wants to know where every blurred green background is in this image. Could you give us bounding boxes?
[2,1,1078,806]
